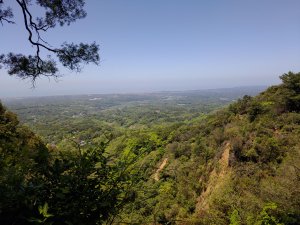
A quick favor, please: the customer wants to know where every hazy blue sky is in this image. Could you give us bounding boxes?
[1,0,300,97]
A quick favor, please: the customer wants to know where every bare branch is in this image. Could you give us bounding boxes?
[16,0,58,53]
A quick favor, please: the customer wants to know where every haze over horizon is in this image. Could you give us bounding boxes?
[1,0,300,97]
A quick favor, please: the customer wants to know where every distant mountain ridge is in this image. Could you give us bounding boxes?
[2,85,267,102]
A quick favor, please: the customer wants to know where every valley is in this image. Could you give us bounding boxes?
[1,75,299,224]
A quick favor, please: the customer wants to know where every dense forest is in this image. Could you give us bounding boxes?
[0,72,299,224]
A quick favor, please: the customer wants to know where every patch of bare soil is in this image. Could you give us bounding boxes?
[196,142,231,211]
[154,158,168,181]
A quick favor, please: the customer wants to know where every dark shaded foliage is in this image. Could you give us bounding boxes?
[0,102,140,224]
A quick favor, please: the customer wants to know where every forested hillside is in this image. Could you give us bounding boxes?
[0,72,299,224]
[114,72,300,224]
[0,99,142,224]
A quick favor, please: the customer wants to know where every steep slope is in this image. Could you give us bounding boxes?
[1,72,299,225]
[117,72,300,225]
[0,102,142,225]
[0,102,49,224]
[194,72,300,225]
[196,142,232,212]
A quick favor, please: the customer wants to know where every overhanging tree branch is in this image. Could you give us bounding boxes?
[0,0,100,84]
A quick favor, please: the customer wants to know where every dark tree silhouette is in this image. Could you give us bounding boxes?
[0,0,99,83]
